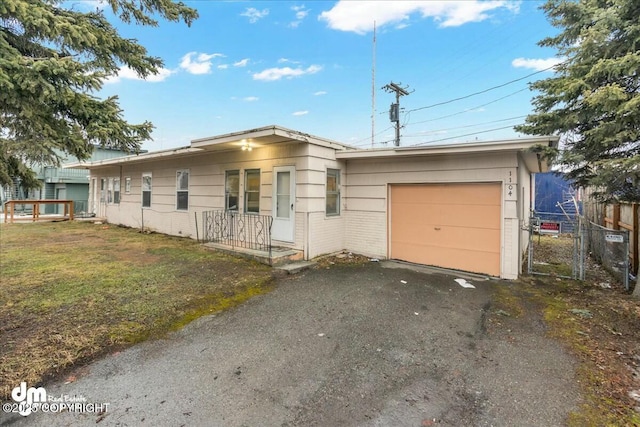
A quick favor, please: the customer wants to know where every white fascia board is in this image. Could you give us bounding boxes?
[64,146,202,169]
[191,125,280,147]
[335,136,558,159]
[191,124,355,151]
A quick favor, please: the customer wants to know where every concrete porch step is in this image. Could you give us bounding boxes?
[203,242,303,266]
[275,261,317,275]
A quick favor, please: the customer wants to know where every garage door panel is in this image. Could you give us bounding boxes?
[441,205,501,229]
[392,243,500,276]
[393,228,441,245]
[390,183,501,277]
[392,185,430,203]
[432,247,500,276]
[438,227,501,252]
[437,184,501,205]
[392,203,441,222]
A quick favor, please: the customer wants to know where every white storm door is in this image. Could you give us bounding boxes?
[272,166,295,242]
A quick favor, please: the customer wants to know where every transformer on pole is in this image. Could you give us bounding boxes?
[382,82,411,146]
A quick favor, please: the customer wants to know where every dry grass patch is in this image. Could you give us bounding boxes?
[508,233,640,426]
[0,221,273,399]
[528,277,640,427]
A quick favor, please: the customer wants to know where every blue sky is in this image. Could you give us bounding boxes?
[94,0,561,151]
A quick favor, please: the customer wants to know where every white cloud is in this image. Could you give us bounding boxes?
[293,5,309,20]
[241,7,269,23]
[253,65,322,81]
[234,58,250,67]
[290,5,309,27]
[319,1,518,34]
[180,52,224,74]
[511,57,563,71]
[293,110,309,116]
[199,52,224,61]
[218,64,229,69]
[243,96,259,102]
[278,58,300,64]
[104,65,174,84]
[313,91,327,96]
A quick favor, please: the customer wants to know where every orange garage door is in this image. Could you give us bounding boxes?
[390,183,501,276]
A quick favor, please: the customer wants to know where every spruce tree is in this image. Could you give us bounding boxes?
[516,0,640,202]
[0,0,198,189]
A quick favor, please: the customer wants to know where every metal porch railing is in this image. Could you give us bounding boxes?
[202,210,273,259]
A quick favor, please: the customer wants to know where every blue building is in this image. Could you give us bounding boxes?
[2,147,134,215]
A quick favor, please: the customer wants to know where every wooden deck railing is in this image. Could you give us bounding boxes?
[3,200,74,223]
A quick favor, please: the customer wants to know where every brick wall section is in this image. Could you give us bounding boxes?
[307,212,345,258]
[344,211,387,259]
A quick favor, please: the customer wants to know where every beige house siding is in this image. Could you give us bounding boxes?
[302,145,346,258]
[88,142,345,259]
[342,152,524,279]
[517,153,534,273]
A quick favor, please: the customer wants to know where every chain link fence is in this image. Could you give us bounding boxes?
[584,220,630,290]
[527,215,630,289]
[528,216,582,279]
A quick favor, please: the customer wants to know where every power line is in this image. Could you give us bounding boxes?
[405,87,529,126]
[352,88,528,148]
[409,124,523,147]
[353,117,526,148]
[350,125,394,146]
[402,115,527,138]
[350,65,557,148]
[405,64,559,114]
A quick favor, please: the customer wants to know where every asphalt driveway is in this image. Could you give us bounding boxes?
[3,262,579,426]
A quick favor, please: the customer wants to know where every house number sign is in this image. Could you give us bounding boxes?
[505,170,517,200]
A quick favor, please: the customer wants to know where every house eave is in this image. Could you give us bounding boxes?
[336,136,558,159]
[191,125,355,152]
[64,146,202,169]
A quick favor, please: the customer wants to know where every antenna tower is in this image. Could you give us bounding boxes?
[371,21,376,148]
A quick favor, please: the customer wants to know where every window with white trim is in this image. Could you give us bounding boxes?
[326,169,340,216]
[244,169,260,214]
[142,173,152,208]
[113,177,121,204]
[176,169,189,211]
[100,178,107,204]
[125,177,131,194]
[225,170,239,211]
[107,178,113,204]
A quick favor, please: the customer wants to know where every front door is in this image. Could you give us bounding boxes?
[272,166,295,242]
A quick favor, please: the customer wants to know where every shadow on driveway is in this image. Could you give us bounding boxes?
[3,263,579,426]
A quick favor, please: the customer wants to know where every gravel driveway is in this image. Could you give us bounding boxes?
[2,262,579,426]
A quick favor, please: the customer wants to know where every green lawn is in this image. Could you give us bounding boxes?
[0,221,273,398]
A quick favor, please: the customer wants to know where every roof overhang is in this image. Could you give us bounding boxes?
[66,125,355,169]
[191,125,354,152]
[336,136,559,173]
[65,146,203,169]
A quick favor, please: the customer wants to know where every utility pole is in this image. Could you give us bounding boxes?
[383,81,410,146]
